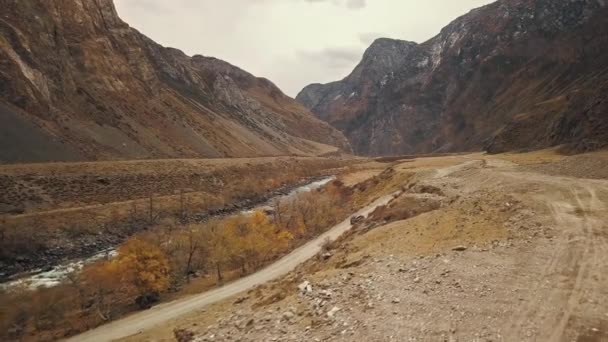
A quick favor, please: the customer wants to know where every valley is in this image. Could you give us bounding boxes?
[0,155,400,341]
[1,0,607,341]
[0,157,349,281]
[1,174,337,290]
[106,149,608,342]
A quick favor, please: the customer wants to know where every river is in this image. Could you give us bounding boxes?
[0,176,335,291]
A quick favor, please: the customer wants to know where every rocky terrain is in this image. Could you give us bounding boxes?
[0,0,350,162]
[297,0,608,156]
[123,151,608,342]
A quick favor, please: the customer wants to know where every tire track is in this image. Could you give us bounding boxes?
[547,187,594,341]
[503,182,605,341]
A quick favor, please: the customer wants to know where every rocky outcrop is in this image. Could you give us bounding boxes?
[297,0,608,155]
[0,0,350,162]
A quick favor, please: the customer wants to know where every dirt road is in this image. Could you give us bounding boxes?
[424,156,608,341]
[497,169,608,341]
[130,153,608,342]
[65,193,398,342]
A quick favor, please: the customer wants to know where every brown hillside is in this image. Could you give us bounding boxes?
[0,0,350,162]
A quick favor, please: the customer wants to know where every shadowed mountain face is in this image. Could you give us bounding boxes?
[0,0,350,162]
[297,0,608,156]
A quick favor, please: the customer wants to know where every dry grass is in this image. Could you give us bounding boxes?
[350,206,508,261]
[0,157,348,214]
[366,195,441,225]
[338,164,386,187]
[390,154,477,173]
[350,169,413,209]
[0,157,357,281]
[491,147,566,165]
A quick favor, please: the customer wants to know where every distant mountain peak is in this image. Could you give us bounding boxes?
[297,0,608,156]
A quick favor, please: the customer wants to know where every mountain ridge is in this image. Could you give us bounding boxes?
[297,0,608,156]
[0,0,350,162]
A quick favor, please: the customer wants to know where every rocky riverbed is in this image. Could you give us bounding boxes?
[1,176,335,290]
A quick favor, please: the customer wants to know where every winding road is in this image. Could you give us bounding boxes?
[66,193,398,342]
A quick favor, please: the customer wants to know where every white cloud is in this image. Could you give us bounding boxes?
[296,46,362,69]
[301,0,366,9]
[115,0,494,96]
[346,0,367,10]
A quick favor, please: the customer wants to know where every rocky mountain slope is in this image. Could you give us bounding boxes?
[0,0,350,163]
[297,0,608,156]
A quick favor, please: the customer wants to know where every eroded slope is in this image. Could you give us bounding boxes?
[0,0,350,162]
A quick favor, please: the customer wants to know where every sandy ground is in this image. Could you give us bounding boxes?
[67,150,608,342]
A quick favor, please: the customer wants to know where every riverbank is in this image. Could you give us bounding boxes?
[69,192,399,342]
[1,157,352,283]
[1,176,335,289]
[2,164,387,341]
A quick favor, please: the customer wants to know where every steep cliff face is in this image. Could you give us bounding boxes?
[297,0,608,156]
[0,0,350,162]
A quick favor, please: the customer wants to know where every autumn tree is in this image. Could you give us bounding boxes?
[226,211,292,274]
[224,216,250,275]
[273,198,306,239]
[28,285,81,331]
[116,238,170,308]
[80,261,124,321]
[246,211,292,266]
[271,181,350,240]
[205,219,233,283]
[0,290,31,340]
[174,226,208,282]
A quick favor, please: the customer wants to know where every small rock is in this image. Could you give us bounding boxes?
[392,298,401,304]
[282,311,295,321]
[233,296,249,305]
[235,318,254,330]
[319,289,333,299]
[298,281,313,294]
[452,246,467,251]
[327,306,341,318]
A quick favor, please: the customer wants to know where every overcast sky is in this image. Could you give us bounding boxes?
[115,0,494,97]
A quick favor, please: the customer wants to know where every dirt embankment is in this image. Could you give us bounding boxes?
[126,151,608,342]
[523,150,608,180]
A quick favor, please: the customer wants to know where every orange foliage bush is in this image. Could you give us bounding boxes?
[115,239,170,308]
[0,178,358,341]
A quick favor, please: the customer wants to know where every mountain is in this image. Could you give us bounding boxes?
[0,0,350,163]
[296,0,608,156]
